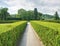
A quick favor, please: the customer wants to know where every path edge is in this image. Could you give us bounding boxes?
[30,23,44,46]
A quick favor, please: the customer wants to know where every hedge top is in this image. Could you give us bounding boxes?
[0,21,26,34]
[31,21,60,32]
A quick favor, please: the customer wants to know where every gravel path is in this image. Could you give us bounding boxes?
[19,22,44,46]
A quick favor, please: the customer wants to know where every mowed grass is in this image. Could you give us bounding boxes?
[31,21,60,46]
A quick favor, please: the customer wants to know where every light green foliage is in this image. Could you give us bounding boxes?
[0,21,26,46]
[31,21,60,46]
[0,24,12,34]
[35,21,60,31]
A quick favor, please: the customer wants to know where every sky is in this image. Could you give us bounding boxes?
[0,0,60,15]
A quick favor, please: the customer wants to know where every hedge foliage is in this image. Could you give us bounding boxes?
[0,21,27,46]
[42,20,60,23]
[31,21,60,46]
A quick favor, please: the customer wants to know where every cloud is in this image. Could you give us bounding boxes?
[3,0,35,14]
[0,0,60,15]
[0,0,9,7]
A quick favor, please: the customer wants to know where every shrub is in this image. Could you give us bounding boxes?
[0,21,27,46]
[31,21,60,46]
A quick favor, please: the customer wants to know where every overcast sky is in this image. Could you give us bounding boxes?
[0,0,60,15]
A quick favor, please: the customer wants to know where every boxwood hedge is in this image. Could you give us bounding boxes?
[0,21,27,46]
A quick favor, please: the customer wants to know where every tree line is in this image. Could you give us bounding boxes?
[0,7,59,20]
[0,8,10,20]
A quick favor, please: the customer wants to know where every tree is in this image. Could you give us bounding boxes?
[38,12,42,20]
[0,8,9,20]
[18,8,41,20]
[18,9,27,20]
[34,8,38,20]
[54,11,59,20]
[27,10,34,20]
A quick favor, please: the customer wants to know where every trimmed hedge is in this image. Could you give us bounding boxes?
[31,22,60,46]
[42,20,60,23]
[0,20,19,23]
[0,21,27,46]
